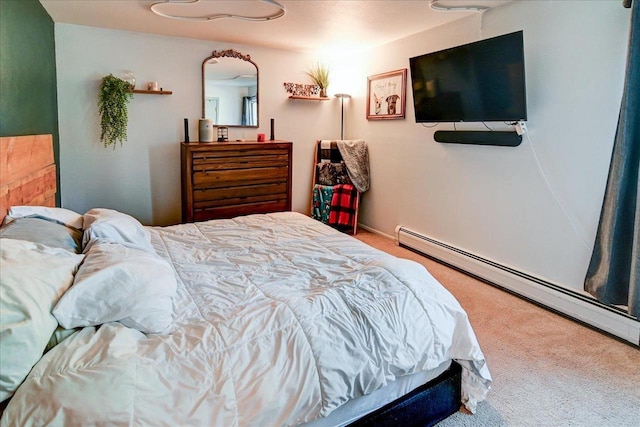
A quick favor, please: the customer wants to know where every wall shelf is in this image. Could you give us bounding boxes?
[288,96,329,101]
[131,89,173,95]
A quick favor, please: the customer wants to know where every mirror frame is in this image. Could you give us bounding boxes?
[202,49,259,128]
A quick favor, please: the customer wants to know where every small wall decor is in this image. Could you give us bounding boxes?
[123,71,136,89]
[98,74,133,149]
[305,62,330,97]
[366,69,407,120]
[284,83,321,97]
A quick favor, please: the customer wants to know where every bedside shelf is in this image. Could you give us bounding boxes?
[288,96,330,101]
[131,89,173,95]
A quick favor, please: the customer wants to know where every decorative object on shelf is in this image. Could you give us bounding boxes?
[98,74,133,149]
[284,83,320,97]
[335,94,352,140]
[270,118,275,140]
[122,71,136,89]
[306,62,330,97]
[184,118,190,143]
[217,126,229,142]
[257,133,266,142]
[366,69,407,120]
[150,0,285,22]
[199,119,213,142]
[147,81,159,91]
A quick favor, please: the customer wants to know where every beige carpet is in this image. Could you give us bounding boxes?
[354,230,640,427]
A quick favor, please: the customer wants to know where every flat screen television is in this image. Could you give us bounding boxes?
[409,31,527,123]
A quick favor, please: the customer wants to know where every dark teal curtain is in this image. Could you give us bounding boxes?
[585,0,639,318]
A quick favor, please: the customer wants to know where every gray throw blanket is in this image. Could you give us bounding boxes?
[336,139,369,193]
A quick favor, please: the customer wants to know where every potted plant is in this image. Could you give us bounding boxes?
[306,62,330,97]
[98,74,133,149]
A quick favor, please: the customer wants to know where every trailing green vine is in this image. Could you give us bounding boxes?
[98,74,133,148]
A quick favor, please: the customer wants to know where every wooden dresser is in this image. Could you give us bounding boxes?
[181,141,292,222]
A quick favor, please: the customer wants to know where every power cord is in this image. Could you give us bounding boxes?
[522,123,592,252]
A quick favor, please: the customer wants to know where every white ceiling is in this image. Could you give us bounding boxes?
[40,0,511,53]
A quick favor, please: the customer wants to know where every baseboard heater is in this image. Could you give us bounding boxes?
[395,225,640,346]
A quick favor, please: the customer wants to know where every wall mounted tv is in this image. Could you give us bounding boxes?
[409,31,527,123]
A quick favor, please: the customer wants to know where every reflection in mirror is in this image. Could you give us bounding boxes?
[202,50,258,127]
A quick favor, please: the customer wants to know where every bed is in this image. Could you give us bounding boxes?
[0,135,491,426]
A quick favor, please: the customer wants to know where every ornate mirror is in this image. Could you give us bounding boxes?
[202,49,259,128]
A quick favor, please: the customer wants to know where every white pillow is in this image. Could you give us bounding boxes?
[82,208,154,253]
[53,241,177,334]
[7,206,83,229]
[0,239,84,402]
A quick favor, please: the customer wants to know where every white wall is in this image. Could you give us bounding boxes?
[55,24,342,226]
[351,0,630,294]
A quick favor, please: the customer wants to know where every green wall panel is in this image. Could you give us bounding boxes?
[0,0,60,204]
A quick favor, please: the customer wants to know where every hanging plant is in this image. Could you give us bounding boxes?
[306,62,330,97]
[98,74,133,148]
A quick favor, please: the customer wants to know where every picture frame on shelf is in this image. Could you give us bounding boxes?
[366,69,407,120]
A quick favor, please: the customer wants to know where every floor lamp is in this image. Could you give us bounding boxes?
[335,93,351,140]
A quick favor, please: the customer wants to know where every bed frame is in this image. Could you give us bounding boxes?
[0,134,463,426]
[0,134,56,224]
[349,362,462,427]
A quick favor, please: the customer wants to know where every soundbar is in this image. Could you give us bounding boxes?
[434,131,522,147]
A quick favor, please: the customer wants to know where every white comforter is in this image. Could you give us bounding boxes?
[2,212,490,426]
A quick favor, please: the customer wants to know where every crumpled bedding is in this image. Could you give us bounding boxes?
[1,212,490,426]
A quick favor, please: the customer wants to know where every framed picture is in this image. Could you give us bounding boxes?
[366,69,407,120]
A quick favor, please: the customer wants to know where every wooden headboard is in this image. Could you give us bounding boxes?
[0,134,56,224]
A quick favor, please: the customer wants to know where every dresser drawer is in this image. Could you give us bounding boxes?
[193,199,289,221]
[192,150,290,169]
[195,191,288,209]
[193,166,288,187]
[193,181,288,203]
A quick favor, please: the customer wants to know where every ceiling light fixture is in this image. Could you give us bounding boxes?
[429,0,490,12]
[150,0,286,22]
